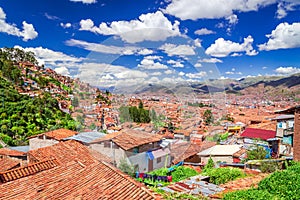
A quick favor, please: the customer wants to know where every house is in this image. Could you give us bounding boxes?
[275,105,300,161]
[170,141,216,165]
[0,140,159,199]
[29,128,77,150]
[197,145,243,164]
[239,128,276,147]
[89,128,171,172]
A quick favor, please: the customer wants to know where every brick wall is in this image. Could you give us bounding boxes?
[294,109,300,161]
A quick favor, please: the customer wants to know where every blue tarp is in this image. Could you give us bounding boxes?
[147,151,154,160]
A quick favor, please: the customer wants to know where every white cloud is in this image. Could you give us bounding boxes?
[76,62,149,88]
[0,7,38,41]
[163,0,276,20]
[225,71,234,74]
[199,58,223,63]
[185,71,207,79]
[164,69,174,74]
[66,39,152,55]
[178,71,185,76]
[55,67,70,76]
[44,13,60,20]
[194,63,202,67]
[258,22,300,51]
[70,0,97,4]
[138,48,154,55]
[79,11,181,43]
[159,43,195,56]
[193,38,202,47]
[226,14,238,25]
[167,59,184,67]
[205,35,258,57]
[151,72,162,76]
[138,57,168,69]
[14,45,83,66]
[194,28,216,35]
[60,22,72,28]
[276,1,300,19]
[275,66,300,75]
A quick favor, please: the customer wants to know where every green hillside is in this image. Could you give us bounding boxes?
[0,48,79,146]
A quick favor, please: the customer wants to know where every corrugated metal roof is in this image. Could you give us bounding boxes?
[64,131,106,143]
[197,145,242,156]
[8,146,29,153]
[160,174,224,197]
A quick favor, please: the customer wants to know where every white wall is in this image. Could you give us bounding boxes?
[29,138,58,150]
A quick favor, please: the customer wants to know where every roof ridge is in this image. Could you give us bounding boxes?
[0,159,59,183]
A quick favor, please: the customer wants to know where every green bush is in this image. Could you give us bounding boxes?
[223,162,300,199]
[223,188,273,200]
[202,167,245,185]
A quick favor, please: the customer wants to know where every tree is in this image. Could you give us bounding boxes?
[203,109,214,125]
[246,146,268,161]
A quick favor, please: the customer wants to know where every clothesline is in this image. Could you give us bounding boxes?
[136,172,172,182]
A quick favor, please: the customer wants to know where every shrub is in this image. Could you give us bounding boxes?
[223,188,273,200]
[202,167,245,185]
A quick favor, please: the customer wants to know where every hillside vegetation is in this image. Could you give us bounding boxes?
[0,47,79,146]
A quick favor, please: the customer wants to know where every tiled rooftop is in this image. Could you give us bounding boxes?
[31,128,77,141]
[0,140,159,199]
[0,158,20,173]
[91,129,163,150]
[0,148,26,157]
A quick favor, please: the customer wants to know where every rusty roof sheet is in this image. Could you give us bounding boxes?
[91,129,163,150]
[0,148,26,157]
[0,141,159,200]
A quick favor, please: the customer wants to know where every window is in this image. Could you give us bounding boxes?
[157,157,161,163]
[133,147,139,154]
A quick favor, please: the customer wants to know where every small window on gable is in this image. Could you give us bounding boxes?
[157,157,161,163]
[133,147,139,154]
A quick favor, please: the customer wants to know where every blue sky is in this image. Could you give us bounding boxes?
[0,0,300,90]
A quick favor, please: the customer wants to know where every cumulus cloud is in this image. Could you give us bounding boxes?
[185,71,207,79]
[194,28,216,35]
[199,58,223,63]
[70,0,97,4]
[164,69,174,74]
[14,45,83,66]
[66,39,152,55]
[193,38,202,47]
[226,14,238,25]
[275,66,300,75]
[276,1,300,19]
[138,56,168,69]
[76,62,149,88]
[167,59,184,67]
[258,22,300,51]
[205,35,258,57]
[0,7,38,41]
[79,11,181,43]
[55,67,70,76]
[159,43,195,56]
[163,0,276,20]
[60,22,72,28]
